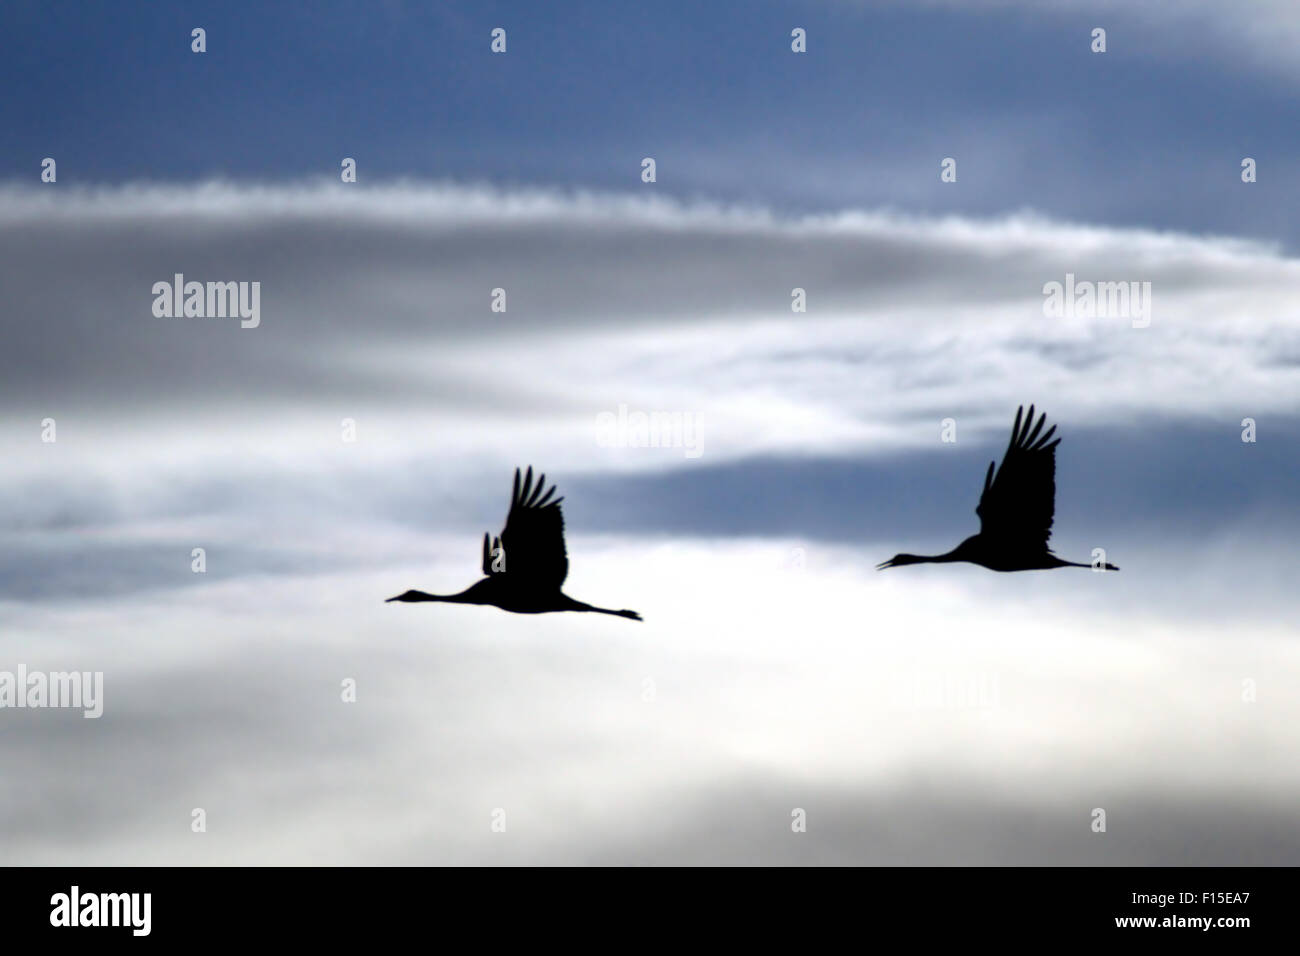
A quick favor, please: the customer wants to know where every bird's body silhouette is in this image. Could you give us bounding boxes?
[878,405,1118,573]
[386,467,642,620]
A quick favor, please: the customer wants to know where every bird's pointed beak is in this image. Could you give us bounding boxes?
[876,558,896,570]
[384,594,401,602]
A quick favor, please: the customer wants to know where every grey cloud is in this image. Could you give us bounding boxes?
[3,182,1298,866]
[585,779,1300,866]
[3,182,1297,420]
[7,626,1294,865]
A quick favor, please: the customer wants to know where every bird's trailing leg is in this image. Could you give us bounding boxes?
[1057,559,1121,571]
[566,597,642,621]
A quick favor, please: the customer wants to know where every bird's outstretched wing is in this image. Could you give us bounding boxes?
[486,466,568,588]
[975,405,1060,549]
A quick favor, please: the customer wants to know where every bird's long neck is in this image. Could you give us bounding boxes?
[899,549,963,565]
[394,589,478,604]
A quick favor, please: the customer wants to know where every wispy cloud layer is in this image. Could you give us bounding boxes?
[3,181,1299,467]
[2,181,1297,863]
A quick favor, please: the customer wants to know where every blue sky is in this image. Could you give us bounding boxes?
[6,0,1298,244]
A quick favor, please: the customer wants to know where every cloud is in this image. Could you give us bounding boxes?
[3,180,1299,477]
[3,180,1297,863]
[4,544,1296,864]
[4,180,1297,596]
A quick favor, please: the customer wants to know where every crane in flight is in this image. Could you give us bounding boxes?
[386,467,642,620]
[877,405,1118,572]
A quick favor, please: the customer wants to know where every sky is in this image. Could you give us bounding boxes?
[2,1,1299,864]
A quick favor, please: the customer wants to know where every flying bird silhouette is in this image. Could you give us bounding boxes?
[386,467,643,620]
[877,405,1118,572]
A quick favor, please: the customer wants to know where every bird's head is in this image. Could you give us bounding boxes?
[385,590,427,603]
[876,553,923,570]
